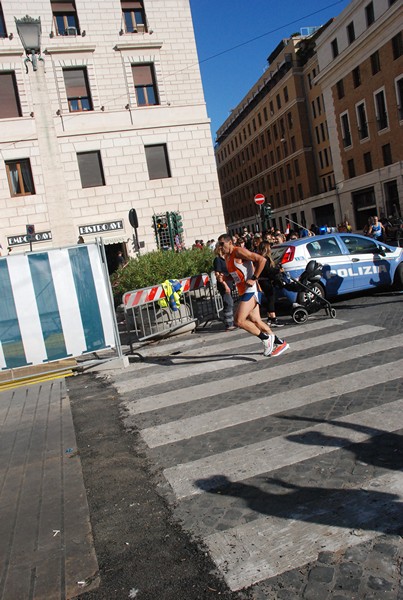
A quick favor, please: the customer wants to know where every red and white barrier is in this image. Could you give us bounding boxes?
[123,274,210,310]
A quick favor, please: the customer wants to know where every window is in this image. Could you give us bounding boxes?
[347,22,355,44]
[307,238,341,258]
[396,77,403,120]
[347,158,356,178]
[263,107,268,121]
[331,38,339,58]
[340,112,352,147]
[392,32,403,60]
[0,4,7,37]
[291,136,296,152]
[336,79,344,100]
[311,100,316,119]
[283,86,289,102]
[316,97,322,115]
[352,66,361,88]
[0,72,22,118]
[121,0,147,33]
[63,68,92,112]
[344,235,380,255]
[77,151,105,187]
[370,51,380,75]
[363,151,372,172]
[6,158,35,197]
[145,144,171,179]
[297,183,303,200]
[273,171,278,186]
[51,1,80,35]
[356,102,368,139]
[287,111,293,128]
[382,143,392,166]
[276,94,281,109]
[294,159,300,177]
[132,64,159,106]
[374,89,388,130]
[365,2,375,26]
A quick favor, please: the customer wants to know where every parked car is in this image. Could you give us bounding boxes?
[271,233,403,304]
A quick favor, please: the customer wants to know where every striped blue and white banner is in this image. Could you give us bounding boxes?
[0,243,117,370]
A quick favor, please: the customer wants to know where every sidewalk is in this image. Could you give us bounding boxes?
[0,379,99,600]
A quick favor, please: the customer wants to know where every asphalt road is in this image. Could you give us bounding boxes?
[71,290,403,600]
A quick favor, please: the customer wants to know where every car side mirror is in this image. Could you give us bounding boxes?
[375,247,385,257]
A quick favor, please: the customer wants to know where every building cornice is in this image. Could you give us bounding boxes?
[45,45,96,54]
[114,41,163,51]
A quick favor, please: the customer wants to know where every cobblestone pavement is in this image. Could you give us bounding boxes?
[102,291,403,598]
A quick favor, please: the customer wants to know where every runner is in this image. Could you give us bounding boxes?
[217,234,289,357]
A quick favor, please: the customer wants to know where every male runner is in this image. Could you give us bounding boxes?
[217,234,289,357]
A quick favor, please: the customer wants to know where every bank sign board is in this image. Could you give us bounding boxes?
[79,220,124,235]
[8,231,53,246]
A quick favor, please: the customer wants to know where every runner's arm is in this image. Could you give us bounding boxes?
[232,247,266,281]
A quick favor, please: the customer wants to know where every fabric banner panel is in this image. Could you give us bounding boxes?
[0,260,28,369]
[28,253,68,361]
[0,243,116,372]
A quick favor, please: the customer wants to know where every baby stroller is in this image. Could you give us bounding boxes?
[282,260,337,324]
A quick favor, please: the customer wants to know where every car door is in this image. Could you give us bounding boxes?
[339,235,392,290]
[304,236,354,295]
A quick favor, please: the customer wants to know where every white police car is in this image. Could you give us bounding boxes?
[271,233,403,303]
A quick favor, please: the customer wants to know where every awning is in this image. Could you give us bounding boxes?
[101,236,129,245]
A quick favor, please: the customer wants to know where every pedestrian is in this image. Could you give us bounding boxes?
[258,241,284,328]
[367,215,385,241]
[116,250,126,268]
[213,244,236,331]
[217,234,288,357]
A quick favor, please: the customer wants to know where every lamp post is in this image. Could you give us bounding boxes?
[15,16,44,72]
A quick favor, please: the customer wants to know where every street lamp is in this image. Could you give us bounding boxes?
[15,16,44,72]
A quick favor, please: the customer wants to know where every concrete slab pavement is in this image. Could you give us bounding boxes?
[0,380,99,600]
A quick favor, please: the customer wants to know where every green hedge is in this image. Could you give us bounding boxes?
[111,247,215,298]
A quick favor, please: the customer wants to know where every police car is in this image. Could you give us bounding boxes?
[271,233,403,303]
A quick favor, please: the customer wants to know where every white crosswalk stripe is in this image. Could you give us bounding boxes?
[114,318,403,592]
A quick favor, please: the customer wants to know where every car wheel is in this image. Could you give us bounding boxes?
[297,282,325,305]
[394,263,403,290]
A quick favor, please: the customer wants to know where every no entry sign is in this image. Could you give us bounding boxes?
[254,193,265,206]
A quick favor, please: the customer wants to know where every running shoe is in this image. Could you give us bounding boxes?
[271,340,289,357]
[269,318,284,327]
[262,334,275,356]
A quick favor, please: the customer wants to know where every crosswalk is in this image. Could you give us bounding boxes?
[110,318,403,592]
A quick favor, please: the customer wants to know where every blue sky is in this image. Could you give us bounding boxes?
[189,0,351,140]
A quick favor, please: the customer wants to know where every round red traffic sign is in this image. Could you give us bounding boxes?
[254,193,265,206]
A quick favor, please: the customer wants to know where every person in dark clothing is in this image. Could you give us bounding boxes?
[258,241,284,327]
[213,244,236,331]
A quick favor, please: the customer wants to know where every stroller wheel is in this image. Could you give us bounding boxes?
[292,307,308,324]
[330,308,337,319]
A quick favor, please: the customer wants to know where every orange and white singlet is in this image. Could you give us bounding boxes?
[226,250,258,296]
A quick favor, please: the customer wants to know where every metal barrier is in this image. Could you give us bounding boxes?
[122,273,223,349]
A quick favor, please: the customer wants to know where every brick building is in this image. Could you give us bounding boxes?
[316,0,402,230]
[215,25,335,234]
[0,0,225,268]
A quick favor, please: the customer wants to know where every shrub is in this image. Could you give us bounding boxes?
[111,247,215,299]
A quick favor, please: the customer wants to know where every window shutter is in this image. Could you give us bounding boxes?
[121,1,143,8]
[132,64,153,86]
[0,73,21,118]
[51,1,76,12]
[63,69,88,98]
[77,152,105,188]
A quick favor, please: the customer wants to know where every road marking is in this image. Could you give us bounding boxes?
[163,394,403,499]
[141,328,398,446]
[126,325,385,413]
[204,470,403,590]
[114,319,347,386]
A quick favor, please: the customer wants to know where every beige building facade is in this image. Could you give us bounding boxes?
[0,0,225,268]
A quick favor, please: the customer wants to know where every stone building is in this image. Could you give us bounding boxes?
[0,0,225,269]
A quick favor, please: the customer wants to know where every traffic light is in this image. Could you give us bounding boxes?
[171,212,184,235]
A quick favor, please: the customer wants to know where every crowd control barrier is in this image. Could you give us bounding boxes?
[0,242,120,380]
[122,273,223,348]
